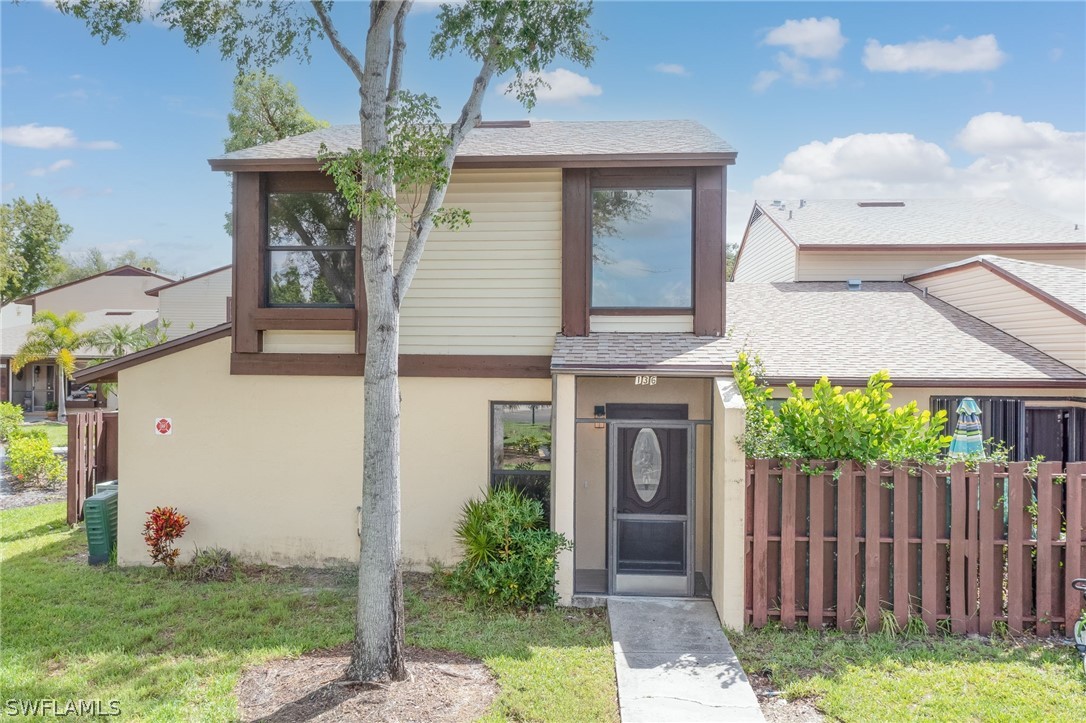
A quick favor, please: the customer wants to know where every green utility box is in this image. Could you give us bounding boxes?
[95,480,118,495]
[84,488,118,565]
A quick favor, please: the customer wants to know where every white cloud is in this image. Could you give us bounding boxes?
[2,182,15,194]
[2,66,28,75]
[755,17,845,91]
[1,123,120,150]
[764,17,846,59]
[654,63,689,76]
[1049,48,1064,62]
[28,159,75,177]
[747,113,1084,224]
[59,186,114,200]
[863,34,1007,73]
[501,68,601,103]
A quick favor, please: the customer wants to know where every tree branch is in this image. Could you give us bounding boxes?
[394,36,502,298]
[310,0,365,85]
[386,1,412,105]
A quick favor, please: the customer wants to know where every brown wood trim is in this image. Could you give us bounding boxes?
[73,324,233,384]
[801,243,1086,252]
[694,165,725,335]
[145,264,231,296]
[252,307,356,331]
[233,173,263,353]
[907,259,1086,324]
[12,264,173,304]
[266,171,337,193]
[590,308,692,316]
[210,152,738,173]
[562,168,590,336]
[590,166,696,189]
[230,352,552,378]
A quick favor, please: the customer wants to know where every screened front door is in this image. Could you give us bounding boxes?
[609,421,694,595]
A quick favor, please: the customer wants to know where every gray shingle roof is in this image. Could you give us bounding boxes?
[983,256,1086,315]
[212,120,735,165]
[552,282,1086,383]
[756,199,1084,247]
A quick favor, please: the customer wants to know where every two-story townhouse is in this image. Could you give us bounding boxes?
[144,264,233,341]
[1,265,168,411]
[74,122,1086,625]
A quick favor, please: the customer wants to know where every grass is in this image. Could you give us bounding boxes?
[18,422,68,447]
[0,502,617,722]
[731,623,1086,722]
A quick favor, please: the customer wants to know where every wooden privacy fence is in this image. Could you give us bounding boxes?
[746,459,1086,636]
[67,410,118,524]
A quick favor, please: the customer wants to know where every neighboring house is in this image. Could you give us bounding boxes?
[144,265,232,341]
[1,265,168,411]
[73,121,1086,628]
[733,199,1085,282]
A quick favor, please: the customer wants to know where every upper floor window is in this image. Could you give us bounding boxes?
[591,187,693,310]
[266,192,355,307]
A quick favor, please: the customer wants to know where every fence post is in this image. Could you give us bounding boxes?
[1007,462,1028,632]
[1036,461,1061,636]
[1065,462,1085,633]
[752,458,770,628]
[949,463,967,634]
[836,461,857,630]
[892,466,910,629]
[864,463,882,632]
[920,465,939,632]
[808,465,826,629]
[781,461,797,629]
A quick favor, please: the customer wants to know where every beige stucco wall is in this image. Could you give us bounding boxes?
[34,273,162,314]
[157,268,232,340]
[711,378,747,630]
[910,267,1086,373]
[115,336,550,567]
[797,249,1086,282]
[733,213,797,282]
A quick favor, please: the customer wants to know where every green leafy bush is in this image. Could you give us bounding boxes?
[0,402,24,443]
[449,486,571,608]
[733,352,951,464]
[186,546,235,582]
[6,434,64,488]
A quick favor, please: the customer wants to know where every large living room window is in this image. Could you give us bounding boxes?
[590,187,693,310]
[266,192,355,307]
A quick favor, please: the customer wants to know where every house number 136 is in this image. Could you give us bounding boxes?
[634,376,658,386]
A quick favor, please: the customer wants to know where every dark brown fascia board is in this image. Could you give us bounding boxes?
[758,376,1086,390]
[208,152,738,173]
[800,243,1086,253]
[551,364,727,377]
[145,265,232,296]
[906,258,1086,325]
[231,353,552,378]
[72,323,232,383]
[13,265,175,305]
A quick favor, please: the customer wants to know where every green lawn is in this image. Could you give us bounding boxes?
[0,503,617,722]
[18,422,68,447]
[731,623,1086,722]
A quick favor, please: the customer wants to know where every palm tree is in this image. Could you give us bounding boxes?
[92,323,143,358]
[11,311,96,420]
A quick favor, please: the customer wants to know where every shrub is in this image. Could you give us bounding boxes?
[187,546,234,582]
[143,506,190,569]
[449,486,571,608]
[0,402,24,443]
[5,434,64,488]
[733,352,951,464]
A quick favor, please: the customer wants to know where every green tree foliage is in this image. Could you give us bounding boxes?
[52,248,168,286]
[12,311,98,419]
[0,401,25,443]
[733,352,952,464]
[0,195,71,303]
[6,433,65,488]
[225,71,327,153]
[91,322,168,358]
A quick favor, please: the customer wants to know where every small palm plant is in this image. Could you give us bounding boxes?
[11,310,96,420]
[92,323,144,358]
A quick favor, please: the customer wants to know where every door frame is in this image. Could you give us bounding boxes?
[608,418,696,596]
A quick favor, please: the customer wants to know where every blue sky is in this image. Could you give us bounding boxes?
[2,1,1083,276]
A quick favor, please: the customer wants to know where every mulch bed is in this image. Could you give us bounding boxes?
[0,450,66,511]
[235,645,497,722]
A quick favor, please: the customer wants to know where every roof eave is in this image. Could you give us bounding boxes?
[208,151,738,173]
[73,323,232,384]
[800,242,1086,252]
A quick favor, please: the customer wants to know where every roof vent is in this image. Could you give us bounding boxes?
[857,201,905,208]
[799,199,806,208]
[770,200,783,208]
[475,120,530,129]
[847,279,862,291]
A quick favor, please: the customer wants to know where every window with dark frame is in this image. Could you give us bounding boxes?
[590,186,694,310]
[490,402,553,525]
[265,191,356,307]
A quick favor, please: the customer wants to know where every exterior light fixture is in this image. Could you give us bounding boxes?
[594,405,606,429]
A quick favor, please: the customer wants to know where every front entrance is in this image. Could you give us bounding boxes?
[609,405,694,596]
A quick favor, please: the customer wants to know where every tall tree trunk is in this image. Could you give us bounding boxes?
[57,370,67,420]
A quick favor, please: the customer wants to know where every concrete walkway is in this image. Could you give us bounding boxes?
[609,598,765,722]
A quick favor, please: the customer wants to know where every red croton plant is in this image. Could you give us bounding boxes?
[143,506,189,569]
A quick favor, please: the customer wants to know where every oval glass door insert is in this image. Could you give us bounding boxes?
[632,428,663,502]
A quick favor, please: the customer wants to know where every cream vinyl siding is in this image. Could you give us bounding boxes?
[33,274,162,314]
[797,249,1086,282]
[914,267,1086,372]
[114,335,551,566]
[590,315,694,333]
[262,330,355,354]
[733,214,797,282]
[157,268,232,340]
[396,169,562,355]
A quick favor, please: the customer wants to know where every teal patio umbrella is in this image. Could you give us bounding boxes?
[948,397,984,456]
